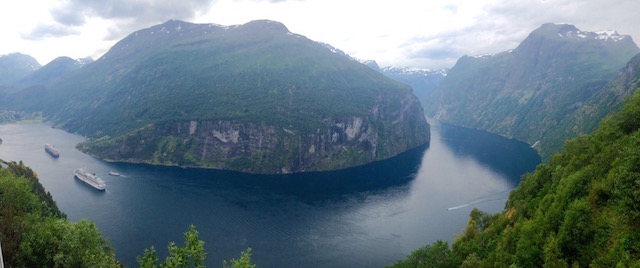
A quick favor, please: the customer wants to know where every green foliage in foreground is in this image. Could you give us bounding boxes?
[0,160,119,267]
[223,248,256,268]
[138,225,255,268]
[0,160,254,267]
[390,89,640,267]
[138,225,206,268]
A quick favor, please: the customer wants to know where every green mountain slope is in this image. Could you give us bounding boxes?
[19,56,91,87]
[390,88,640,267]
[540,53,640,160]
[431,23,639,159]
[0,52,41,93]
[12,20,430,174]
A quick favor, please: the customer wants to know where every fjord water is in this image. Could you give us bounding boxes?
[0,122,539,267]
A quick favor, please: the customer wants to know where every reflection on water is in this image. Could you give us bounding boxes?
[439,122,541,181]
[0,122,539,267]
[217,143,428,202]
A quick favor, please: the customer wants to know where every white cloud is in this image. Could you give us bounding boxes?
[0,0,638,68]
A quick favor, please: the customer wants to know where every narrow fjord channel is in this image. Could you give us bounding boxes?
[0,121,539,267]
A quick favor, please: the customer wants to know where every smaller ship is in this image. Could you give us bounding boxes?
[109,171,121,176]
[45,144,60,158]
[74,168,106,191]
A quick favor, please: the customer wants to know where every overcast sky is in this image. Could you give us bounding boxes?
[0,0,638,69]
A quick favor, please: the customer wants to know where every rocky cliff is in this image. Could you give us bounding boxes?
[79,91,429,173]
[5,20,431,174]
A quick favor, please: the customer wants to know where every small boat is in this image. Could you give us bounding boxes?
[74,168,106,191]
[45,144,60,158]
[109,171,121,176]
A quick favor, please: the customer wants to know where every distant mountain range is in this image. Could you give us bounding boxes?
[376,65,448,116]
[0,54,92,95]
[0,53,41,82]
[425,23,640,159]
[19,56,92,87]
[2,20,430,174]
[326,49,450,115]
[4,21,638,168]
[0,53,42,93]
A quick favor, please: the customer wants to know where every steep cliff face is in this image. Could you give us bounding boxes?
[430,23,639,159]
[80,92,429,173]
[5,19,431,174]
[538,53,640,160]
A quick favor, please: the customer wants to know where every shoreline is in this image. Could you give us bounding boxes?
[78,142,431,176]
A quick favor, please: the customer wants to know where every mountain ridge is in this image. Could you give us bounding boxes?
[0,53,42,92]
[6,19,430,174]
[19,56,92,87]
[538,53,640,159]
[429,23,639,159]
[377,65,448,116]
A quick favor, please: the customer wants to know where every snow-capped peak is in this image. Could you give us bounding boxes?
[357,59,374,64]
[317,42,355,60]
[381,66,448,77]
[594,30,626,41]
[469,53,493,59]
[75,57,94,65]
[557,28,627,42]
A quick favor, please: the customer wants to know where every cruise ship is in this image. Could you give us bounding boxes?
[45,144,59,158]
[74,168,106,191]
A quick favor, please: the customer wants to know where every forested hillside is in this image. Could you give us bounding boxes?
[0,160,119,267]
[540,53,640,160]
[390,88,640,267]
[0,160,255,267]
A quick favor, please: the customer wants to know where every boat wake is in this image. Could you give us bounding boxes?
[447,203,470,211]
[447,190,510,211]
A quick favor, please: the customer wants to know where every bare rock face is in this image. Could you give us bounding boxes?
[81,92,430,174]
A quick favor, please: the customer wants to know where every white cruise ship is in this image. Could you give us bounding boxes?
[74,168,106,191]
[45,144,60,158]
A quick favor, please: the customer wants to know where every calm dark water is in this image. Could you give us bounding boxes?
[0,121,539,267]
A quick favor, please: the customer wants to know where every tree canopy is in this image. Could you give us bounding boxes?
[390,88,640,267]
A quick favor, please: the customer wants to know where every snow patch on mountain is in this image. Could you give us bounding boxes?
[317,42,357,61]
[381,66,448,77]
[221,24,239,31]
[595,30,626,41]
[470,53,494,59]
[75,57,94,65]
[559,28,627,42]
[316,41,449,76]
